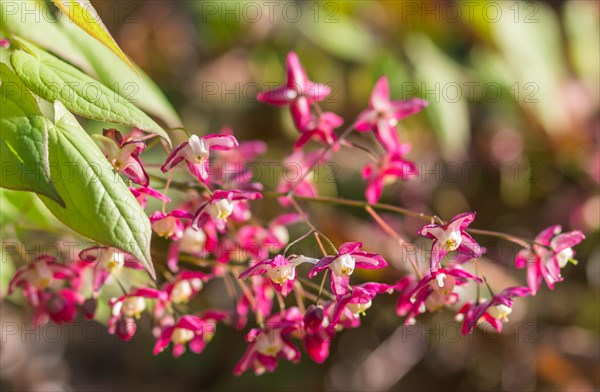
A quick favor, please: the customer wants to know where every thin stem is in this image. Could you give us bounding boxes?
[365,206,423,279]
[297,277,335,300]
[293,281,306,313]
[316,272,329,304]
[275,290,286,317]
[340,139,380,163]
[283,229,316,256]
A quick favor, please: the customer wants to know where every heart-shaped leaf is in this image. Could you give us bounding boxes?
[39,102,155,279]
[0,63,63,205]
[10,39,170,145]
[50,0,137,74]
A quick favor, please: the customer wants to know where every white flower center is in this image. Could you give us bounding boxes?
[151,216,179,238]
[32,262,54,289]
[185,135,209,163]
[171,280,194,303]
[266,264,295,284]
[121,296,146,318]
[555,247,574,268]
[330,254,355,276]
[172,328,195,345]
[255,332,283,356]
[347,300,372,315]
[99,249,125,273]
[441,229,462,251]
[207,199,234,221]
[487,304,512,322]
[179,227,206,254]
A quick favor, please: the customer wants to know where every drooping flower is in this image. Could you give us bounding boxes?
[78,246,145,295]
[153,312,229,357]
[192,190,262,232]
[456,286,531,335]
[309,242,388,295]
[233,307,303,376]
[362,146,419,203]
[93,129,149,186]
[277,150,323,207]
[129,186,171,208]
[164,270,212,304]
[418,212,483,270]
[161,134,238,183]
[355,76,427,154]
[238,255,317,296]
[397,268,481,325]
[235,276,274,329]
[257,52,331,129]
[302,305,333,363]
[237,213,300,260]
[9,255,76,296]
[108,288,168,341]
[149,209,193,240]
[328,282,394,331]
[294,112,343,149]
[514,225,585,294]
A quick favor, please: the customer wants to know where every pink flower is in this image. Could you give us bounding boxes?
[418,212,483,270]
[257,52,331,129]
[166,222,217,272]
[301,305,333,363]
[239,255,317,296]
[94,129,149,186]
[355,76,427,154]
[129,186,171,208]
[164,270,212,304]
[329,282,394,330]
[153,312,228,357]
[149,209,193,240]
[233,307,303,376]
[237,213,300,260]
[161,134,238,183]
[397,268,481,325]
[456,286,531,335]
[309,242,388,295]
[515,225,585,294]
[108,288,168,341]
[192,190,262,232]
[35,288,84,325]
[79,246,145,294]
[235,276,274,329]
[277,150,322,207]
[362,146,419,203]
[294,112,343,149]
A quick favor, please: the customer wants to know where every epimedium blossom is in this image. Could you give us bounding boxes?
[192,190,262,232]
[397,268,481,325]
[79,246,145,295]
[277,150,322,207]
[149,209,193,240]
[362,146,419,203]
[235,276,274,329]
[309,242,388,295]
[161,134,238,183]
[237,213,300,260]
[153,312,229,358]
[418,212,483,270]
[514,225,585,294]
[238,254,318,296]
[108,288,168,341]
[164,270,212,304]
[129,186,171,208]
[329,282,395,332]
[355,76,427,154]
[9,255,76,296]
[233,307,303,376]
[257,52,331,129]
[302,305,333,363]
[456,286,531,335]
[93,129,149,186]
[294,112,343,149]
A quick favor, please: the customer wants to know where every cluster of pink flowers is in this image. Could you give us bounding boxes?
[8,52,585,375]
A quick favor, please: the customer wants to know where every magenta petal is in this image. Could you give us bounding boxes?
[202,134,239,151]
[153,326,174,355]
[370,76,391,111]
[257,86,295,106]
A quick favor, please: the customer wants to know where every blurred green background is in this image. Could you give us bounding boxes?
[1,0,598,391]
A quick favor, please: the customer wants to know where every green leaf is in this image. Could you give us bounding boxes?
[9,39,170,145]
[39,102,155,279]
[0,63,63,205]
[50,0,137,74]
[0,1,181,128]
